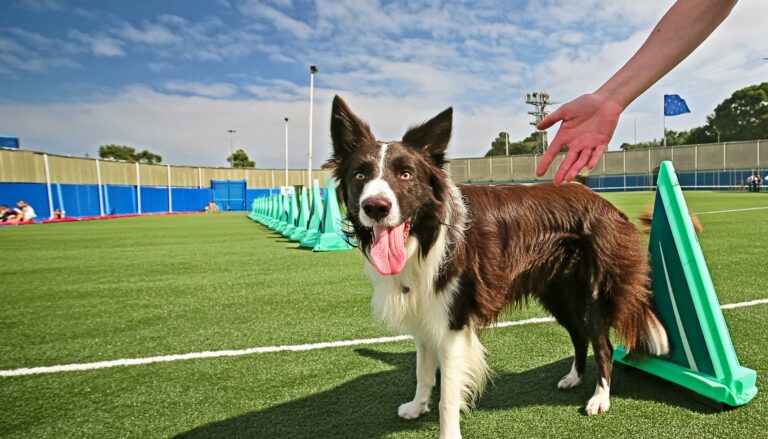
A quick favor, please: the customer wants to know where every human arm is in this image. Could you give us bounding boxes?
[536,0,738,185]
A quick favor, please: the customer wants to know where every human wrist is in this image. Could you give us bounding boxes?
[592,87,628,114]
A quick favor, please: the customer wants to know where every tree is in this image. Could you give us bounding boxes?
[707,82,768,142]
[98,144,162,164]
[485,132,539,157]
[227,149,255,168]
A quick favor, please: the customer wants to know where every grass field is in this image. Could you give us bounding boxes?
[1,191,767,438]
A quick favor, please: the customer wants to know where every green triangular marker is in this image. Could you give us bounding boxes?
[613,161,757,408]
[282,190,299,237]
[289,186,311,242]
[247,198,258,221]
[274,194,288,232]
[300,180,325,248]
[266,195,278,228]
[260,196,270,226]
[312,177,353,252]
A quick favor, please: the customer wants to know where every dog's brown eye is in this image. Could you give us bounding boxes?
[400,171,413,181]
[354,171,366,180]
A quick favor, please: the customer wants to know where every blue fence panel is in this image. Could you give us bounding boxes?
[0,182,50,219]
[171,187,211,212]
[104,185,136,215]
[139,186,170,213]
[59,184,101,217]
[211,180,246,211]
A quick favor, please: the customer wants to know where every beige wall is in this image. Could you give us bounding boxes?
[1,140,763,187]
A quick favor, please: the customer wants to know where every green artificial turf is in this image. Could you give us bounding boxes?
[1,191,767,438]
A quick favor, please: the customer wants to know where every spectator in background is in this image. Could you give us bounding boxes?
[51,208,66,219]
[754,172,762,192]
[16,201,36,221]
[0,204,16,222]
[747,174,759,192]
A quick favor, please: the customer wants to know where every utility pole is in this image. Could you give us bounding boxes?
[308,65,318,188]
[284,117,289,187]
[505,127,509,156]
[227,129,237,167]
[525,92,551,154]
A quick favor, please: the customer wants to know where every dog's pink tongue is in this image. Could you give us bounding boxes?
[371,223,408,275]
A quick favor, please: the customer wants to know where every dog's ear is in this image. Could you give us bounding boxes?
[330,95,374,163]
[402,107,452,166]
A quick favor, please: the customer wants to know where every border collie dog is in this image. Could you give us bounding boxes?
[328,96,669,438]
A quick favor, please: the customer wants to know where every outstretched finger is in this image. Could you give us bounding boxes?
[536,106,565,130]
[565,148,593,181]
[553,149,579,186]
[587,144,607,170]
[535,133,565,177]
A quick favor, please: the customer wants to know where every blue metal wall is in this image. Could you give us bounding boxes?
[0,182,52,219]
[0,182,214,219]
[211,180,247,211]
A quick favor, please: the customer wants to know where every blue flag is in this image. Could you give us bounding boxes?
[664,94,691,116]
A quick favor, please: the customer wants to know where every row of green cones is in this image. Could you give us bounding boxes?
[247,177,354,252]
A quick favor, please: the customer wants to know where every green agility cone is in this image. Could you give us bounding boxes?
[274,194,288,232]
[247,198,258,221]
[313,177,353,252]
[300,179,325,248]
[282,190,299,237]
[265,195,278,227]
[613,161,757,408]
[289,186,311,241]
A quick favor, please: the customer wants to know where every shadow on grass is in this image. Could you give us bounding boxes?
[175,349,715,439]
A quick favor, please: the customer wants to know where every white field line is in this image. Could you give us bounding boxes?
[696,206,768,215]
[1,299,766,378]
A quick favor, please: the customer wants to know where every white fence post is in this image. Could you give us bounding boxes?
[96,159,104,216]
[136,162,142,214]
[167,164,172,213]
[43,154,54,218]
[623,150,627,191]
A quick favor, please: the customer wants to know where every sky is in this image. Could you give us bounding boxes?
[1,0,767,169]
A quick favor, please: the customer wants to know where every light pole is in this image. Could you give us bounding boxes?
[505,127,509,156]
[227,129,237,167]
[308,65,318,187]
[284,117,289,188]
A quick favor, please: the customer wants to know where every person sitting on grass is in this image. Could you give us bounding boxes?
[51,208,66,219]
[0,204,17,222]
[16,201,36,222]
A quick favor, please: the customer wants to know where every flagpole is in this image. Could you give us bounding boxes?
[663,114,667,147]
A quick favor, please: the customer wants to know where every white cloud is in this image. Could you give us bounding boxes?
[14,0,62,11]
[69,30,125,57]
[119,21,182,45]
[163,81,238,99]
[0,28,80,75]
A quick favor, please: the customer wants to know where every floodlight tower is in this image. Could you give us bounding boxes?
[525,92,551,154]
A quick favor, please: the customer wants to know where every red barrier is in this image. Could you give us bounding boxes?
[0,211,204,227]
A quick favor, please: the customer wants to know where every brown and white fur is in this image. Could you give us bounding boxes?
[327,96,669,438]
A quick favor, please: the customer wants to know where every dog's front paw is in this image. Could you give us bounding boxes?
[398,400,429,419]
[585,393,611,415]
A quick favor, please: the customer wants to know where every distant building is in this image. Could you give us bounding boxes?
[0,136,19,149]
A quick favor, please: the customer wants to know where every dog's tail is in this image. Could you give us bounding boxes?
[602,217,670,356]
[638,204,703,235]
[613,297,670,356]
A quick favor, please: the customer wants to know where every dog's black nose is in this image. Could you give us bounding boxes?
[362,196,392,220]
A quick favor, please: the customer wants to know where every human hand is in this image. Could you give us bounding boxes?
[535,93,624,185]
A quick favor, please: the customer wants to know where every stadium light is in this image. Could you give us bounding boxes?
[227,129,237,167]
[284,117,289,188]
[308,65,318,188]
